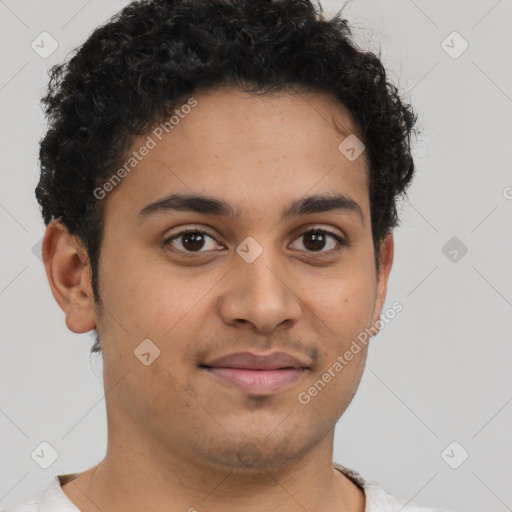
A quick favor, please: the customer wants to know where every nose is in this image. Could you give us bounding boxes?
[218,245,303,334]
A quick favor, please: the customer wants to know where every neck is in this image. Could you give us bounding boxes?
[63,430,365,512]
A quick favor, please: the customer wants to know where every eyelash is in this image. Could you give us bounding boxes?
[163,227,347,256]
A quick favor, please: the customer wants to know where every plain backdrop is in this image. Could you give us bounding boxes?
[1,1,511,511]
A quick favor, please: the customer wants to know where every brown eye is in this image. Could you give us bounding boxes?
[164,230,221,253]
[290,229,346,254]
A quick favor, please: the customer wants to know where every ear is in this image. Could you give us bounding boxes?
[42,220,97,333]
[371,233,394,330]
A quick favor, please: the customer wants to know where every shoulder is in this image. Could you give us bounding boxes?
[1,474,81,512]
[334,463,451,512]
[1,496,39,512]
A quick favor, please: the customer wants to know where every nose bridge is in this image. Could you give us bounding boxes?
[220,236,302,332]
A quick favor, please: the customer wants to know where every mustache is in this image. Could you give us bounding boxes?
[183,335,322,369]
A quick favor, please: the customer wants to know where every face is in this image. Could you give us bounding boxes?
[48,87,393,473]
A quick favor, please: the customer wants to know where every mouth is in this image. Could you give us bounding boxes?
[199,351,310,395]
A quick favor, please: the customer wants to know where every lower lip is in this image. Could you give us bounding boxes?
[203,367,306,395]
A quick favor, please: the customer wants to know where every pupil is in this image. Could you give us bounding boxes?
[304,231,325,251]
[183,232,205,251]
[180,231,327,252]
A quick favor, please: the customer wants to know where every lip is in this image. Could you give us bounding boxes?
[203,351,308,370]
[200,351,309,395]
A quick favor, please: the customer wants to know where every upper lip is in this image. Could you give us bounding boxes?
[201,351,309,370]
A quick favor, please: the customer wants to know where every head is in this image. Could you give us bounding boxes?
[38,0,416,472]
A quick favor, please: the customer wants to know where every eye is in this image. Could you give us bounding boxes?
[164,227,347,256]
[164,229,223,254]
[290,228,347,254]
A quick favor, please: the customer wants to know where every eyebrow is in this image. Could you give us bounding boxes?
[138,192,364,223]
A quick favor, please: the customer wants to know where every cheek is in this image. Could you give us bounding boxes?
[304,270,377,341]
[297,278,374,414]
[97,246,221,350]
[98,243,171,322]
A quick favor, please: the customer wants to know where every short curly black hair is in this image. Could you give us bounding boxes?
[36,0,417,354]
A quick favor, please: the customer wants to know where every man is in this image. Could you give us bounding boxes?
[4,0,448,510]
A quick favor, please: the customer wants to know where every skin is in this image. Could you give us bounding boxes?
[43,87,393,512]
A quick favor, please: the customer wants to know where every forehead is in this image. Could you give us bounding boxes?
[176,87,363,151]
[104,87,370,221]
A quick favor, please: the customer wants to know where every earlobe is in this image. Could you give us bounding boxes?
[372,233,394,329]
[42,220,97,333]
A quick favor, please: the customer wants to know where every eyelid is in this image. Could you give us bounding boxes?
[163,227,223,253]
[163,224,348,255]
[290,226,348,255]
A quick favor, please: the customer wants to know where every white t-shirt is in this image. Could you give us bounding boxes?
[1,463,448,512]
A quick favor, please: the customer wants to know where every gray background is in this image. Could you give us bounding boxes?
[1,1,511,510]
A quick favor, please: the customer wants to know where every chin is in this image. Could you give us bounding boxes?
[195,420,325,473]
